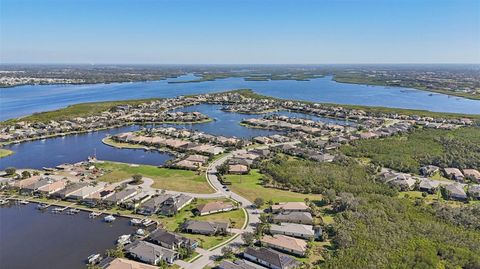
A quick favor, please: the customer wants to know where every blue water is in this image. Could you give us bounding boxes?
[2,75,480,121]
[0,105,348,169]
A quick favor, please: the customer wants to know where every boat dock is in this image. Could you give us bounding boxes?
[52,206,69,213]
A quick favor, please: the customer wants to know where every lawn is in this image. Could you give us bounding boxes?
[160,198,245,231]
[95,161,214,194]
[0,148,14,158]
[225,169,322,205]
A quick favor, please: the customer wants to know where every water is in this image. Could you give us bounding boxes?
[0,203,135,269]
[0,105,351,169]
[2,75,480,121]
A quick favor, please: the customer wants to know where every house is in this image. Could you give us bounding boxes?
[243,247,300,269]
[184,154,209,164]
[418,178,440,194]
[420,165,440,176]
[443,168,464,181]
[98,257,158,269]
[273,212,313,225]
[52,182,88,199]
[444,183,468,201]
[66,184,105,200]
[269,223,321,240]
[159,194,193,216]
[21,178,53,194]
[229,164,249,175]
[173,160,201,170]
[387,174,416,191]
[147,229,198,250]
[11,176,41,189]
[181,220,229,236]
[217,260,265,269]
[468,184,480,199]
[195,201,236,216]
[126,240,178,265]
[137,194,173,215]
[463,169,480,182]
[260,235,308,256]
[104,188,139,205]
[271,202,309,213]
[37,180,66,195]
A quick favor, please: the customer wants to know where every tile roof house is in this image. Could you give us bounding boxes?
[260,235,308,256]
[11,176,41,189]
[273,212,313,225]
[243,247,300,269]
[463,169,480,182]
[195,201,236,216]
[99,257,158,269]
[269,223,321,240]
[181,220,229,236]
[52,182,88,199]
[445,183,468,201]
[387,174,416,191]
[271,202,309,213]
[418,178,440,194]
[126,240,178,265]
[229,164,249,175]
[37,180,66,195]
[147,229,198,250]
[443,168,465,182]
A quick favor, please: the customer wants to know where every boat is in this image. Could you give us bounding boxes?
[66,208,80,215]
[86,253,101,264]
[89,212,101,218]
[135,228,145,236]
[104,215,116,223]
[19,200,29,205]
[141,218,155,227]
[37,203,49,210]
[0,200,9,205]
[130,218,142,225]
[117,234,131,245]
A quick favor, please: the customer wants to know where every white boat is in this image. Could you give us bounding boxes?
[37,203,49,210]
[86,253,101,264]
[66,208,80,215]
[136,228,145,236]
[89,212,101,218]
[0,200,9,205]
[104,215,116,223]
[141,218,154,226]
[19,200,29,205]
[117,234,131,245]
[130,218,142,225]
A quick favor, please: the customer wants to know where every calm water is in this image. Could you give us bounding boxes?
[0,203,135,269]
[0,105,350,169]
[2,75,480,121]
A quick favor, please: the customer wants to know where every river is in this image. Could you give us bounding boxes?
[2,75,480,121]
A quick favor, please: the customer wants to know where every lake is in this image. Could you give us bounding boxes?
[2,75,480,121]
[0,104,351,169]
[0,202,135,269]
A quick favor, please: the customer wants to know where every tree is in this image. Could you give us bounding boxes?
[106,246,124,258]
[253,197,265,208]
[241,232,255,246]
[217,163,229,175]
[221,246,234,259]
[21,170,31,179]
[131,174,143,184]
[324,189,337,204]
[5,167,16,175]
[332,192,359,212]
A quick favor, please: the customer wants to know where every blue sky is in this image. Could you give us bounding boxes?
[1,0,479,64]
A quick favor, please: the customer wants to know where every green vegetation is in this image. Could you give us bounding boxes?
[2,98,160,124]
[341,127,480,173]
[225,169,322,205]
[102,137,146,149]
[95,161,214,194]
[0,149,14,158]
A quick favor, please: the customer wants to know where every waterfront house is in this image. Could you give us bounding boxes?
[37,180,66,195]
[243,247,300,269]
[21,178,53,194]
[463,169,480,182]
[52,182,89,199]
[273,212,313,225]
[99,257,158,269]
[137,194,173,215]
[11,175,41,189]
[104,188,139,205]
[67,184,105,200]
[181,220,229,236]
[269,223,321,240]
[271,202,309,213]
[443,168,465,181]
[445,183,468,201]
[172,160,200,170]
[147,229,198,250]
[195,201,236,216]
[126,240,179,265]
[260,235,308,256]
[184,154,209,164]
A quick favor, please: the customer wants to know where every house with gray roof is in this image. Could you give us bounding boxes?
[159,194,193,216]
[445,183,468,201]
[418,178,440,194]
[273,212,313,225]
[105,188,139,205]
[126,240,178,265]
[217,259,266,269]
[243,247,300,269]
[137,194,173,215]
[269,223,321,240]
[52,182,88,199]
[181,220,229,236]
[468,184,480,199]
[147,229,198,250]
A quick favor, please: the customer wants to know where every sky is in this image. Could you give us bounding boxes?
[0,0,479,64]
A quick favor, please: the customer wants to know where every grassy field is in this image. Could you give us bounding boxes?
[225,169,322,205]
[95,161,214,194]
[0,149,14,158]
